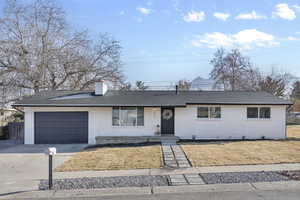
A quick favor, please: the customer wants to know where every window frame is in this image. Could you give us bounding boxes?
[247,107,259,119]
[246,107,271,119]
[259,107,271,119]
[112,107,144,127]
[197,106,221,119]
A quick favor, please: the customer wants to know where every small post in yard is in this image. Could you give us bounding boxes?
[45,147,56,190]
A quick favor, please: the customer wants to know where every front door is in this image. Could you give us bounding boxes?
[161,107,174,135]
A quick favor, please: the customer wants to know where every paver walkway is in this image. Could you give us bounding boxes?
[161,143,191,168]
[169,174,205,186]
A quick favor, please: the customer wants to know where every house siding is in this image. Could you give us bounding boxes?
[174,105,287,140]
[24,105,287,144]
[24,107,161,144]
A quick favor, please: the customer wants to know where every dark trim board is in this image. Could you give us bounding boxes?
[14,104,187,107]
[186,103,292,106]
[34,111,88,144]
[13,102,292,108]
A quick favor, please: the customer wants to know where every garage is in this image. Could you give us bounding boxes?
[34,112,88,144]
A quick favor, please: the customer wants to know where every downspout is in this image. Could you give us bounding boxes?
[285,104,293,139]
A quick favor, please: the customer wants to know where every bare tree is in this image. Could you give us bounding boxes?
[258,70,293,97]
[210,48,256,91]
[119,82,132,91]
[209,48,227,89]
[135,81,148,90]
[291,81,300,100]
[0,0,123,103]
[258,76,285,97]
[177,79,191,90]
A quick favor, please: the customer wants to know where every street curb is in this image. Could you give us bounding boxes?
[54,163,300,179]
[1,181,300,199]
[0,187,151,199]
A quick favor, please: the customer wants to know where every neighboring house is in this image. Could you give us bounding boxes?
[13,81,292,144]
[0,108,18,126]
[287,112,300,125]
[190,76,223,91]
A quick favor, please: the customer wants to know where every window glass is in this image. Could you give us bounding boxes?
[247,107,258,118]
[112,107,119,126]
[197,107,209,118]
[120,107,136,126]
[112,107,144,126]
[210,107,221,118]
[260,107,271,119]
[137,107,144,126]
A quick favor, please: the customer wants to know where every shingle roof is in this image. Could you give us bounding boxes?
[13,90,292,107]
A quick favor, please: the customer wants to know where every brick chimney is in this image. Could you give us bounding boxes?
[95,80,108,96]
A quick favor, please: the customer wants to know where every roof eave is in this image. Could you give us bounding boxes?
[12,104,187,107]
[186,102,293,105]
[13,102,293,107]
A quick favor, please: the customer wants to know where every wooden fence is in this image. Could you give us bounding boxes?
[8,122,24,143]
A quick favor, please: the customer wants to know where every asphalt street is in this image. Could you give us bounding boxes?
[14,190,300,200]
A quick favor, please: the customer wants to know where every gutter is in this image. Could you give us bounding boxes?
[12,104,187,107]
[12,102,293,108]
[12,105,24,113]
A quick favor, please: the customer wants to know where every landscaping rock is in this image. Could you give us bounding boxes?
[200,171,291,184]
[279,171,300,181]
[39,175,168,190]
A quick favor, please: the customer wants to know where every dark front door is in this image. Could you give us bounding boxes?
[34,112,88,144]
[161,107,174,135]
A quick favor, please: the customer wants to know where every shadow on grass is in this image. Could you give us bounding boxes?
[178,138,300,145]
[84,142,161,151]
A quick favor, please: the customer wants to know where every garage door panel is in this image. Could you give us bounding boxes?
[34,112,88,144]
[35,123,88,128]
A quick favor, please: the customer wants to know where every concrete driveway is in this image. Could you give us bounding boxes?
[0,143,87,195]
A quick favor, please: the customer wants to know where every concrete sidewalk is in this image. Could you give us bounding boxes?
[1,163,300,198]
[1,181,300,199]
[54,163,300,179]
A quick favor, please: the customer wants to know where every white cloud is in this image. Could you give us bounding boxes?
[273,3,296,20]
[136,7,151,15]
[192,29,278,49]
[183,11,205,22]
[293,4,300,12]
[119,11,125,15]
[235,11,267,20]
[213,12,230,21]
[287,36,299,41]
[192,32,233,48]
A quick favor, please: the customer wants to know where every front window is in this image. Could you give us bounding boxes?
[197,107,221,119]
[112,107,144,126]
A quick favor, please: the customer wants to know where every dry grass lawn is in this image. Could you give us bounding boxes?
[182,140,300,167]
[287,125,300,138]
[55,145,162,171]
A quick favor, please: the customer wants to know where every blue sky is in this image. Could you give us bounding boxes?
[2,0,300,84]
